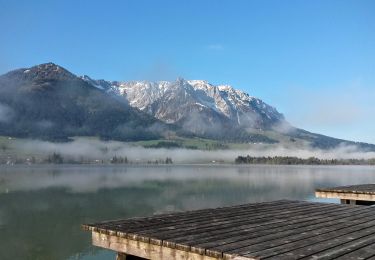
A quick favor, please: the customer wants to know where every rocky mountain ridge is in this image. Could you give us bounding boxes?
[0,63,168,141]
[1,62,374,151]
[81,76,285,135]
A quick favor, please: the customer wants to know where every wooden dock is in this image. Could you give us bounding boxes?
[83,200,375,259]
[316,184,375,205]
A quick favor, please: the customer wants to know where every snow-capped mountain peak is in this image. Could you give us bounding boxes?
[81,76,285,134]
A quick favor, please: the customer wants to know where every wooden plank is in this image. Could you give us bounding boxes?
[141,204,368,257]
[168,203,365,253]
[298,235,375,260]
[91,231,251,260]
[226,209,375,256]
[124,201,321,247]
[192,205,370,257]
[137,202,337,243]
[264,225,375,259]
[210,207,373,254]
[85,200,300,234]
[316,184,375,194]
[133,201,304,232]
[88,201,319,245]
[91,200,303,233]
[240,216,375,259]
[97,200,297,225]
[364,253,375,260]
[341,246,375,260]
[84,200,375,260]
[315,191,375,202]
[316,184,375,202]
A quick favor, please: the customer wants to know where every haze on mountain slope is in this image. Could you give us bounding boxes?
[0,63,169,141]
[0,62,374,151]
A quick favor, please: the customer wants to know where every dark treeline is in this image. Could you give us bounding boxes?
[1,153,173,165]
[235,156,375,165]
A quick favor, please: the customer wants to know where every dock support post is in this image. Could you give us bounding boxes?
[116,252,148,260]
[340,199,357,205]
[340,199,351,205]
[116,253,127,260]
[116,253,126,260]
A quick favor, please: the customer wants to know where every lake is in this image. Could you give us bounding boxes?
[0,164,375,260]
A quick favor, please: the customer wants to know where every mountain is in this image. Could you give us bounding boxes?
[0,63,167,141]
[0,63,374,151]
[80,76,285,142]
[81,76,284,129]
[82,75,375,150]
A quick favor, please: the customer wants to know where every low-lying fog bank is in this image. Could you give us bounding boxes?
[1,138,374,164]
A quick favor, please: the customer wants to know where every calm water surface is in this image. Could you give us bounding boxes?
[1,164,375,260]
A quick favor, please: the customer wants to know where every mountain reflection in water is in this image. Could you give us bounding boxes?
[0,165,375,260]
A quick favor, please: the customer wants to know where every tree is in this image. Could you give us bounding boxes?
[48,153,63,164]
[0,144,8,152]
[165,157,173,164]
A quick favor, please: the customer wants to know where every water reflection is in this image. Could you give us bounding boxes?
[0,165,374,260]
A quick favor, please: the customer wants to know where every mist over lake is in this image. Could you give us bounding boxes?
[1,164,375,260]
[1,0,374,259]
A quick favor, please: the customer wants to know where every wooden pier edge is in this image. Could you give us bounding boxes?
[315,190,375,201]
[83,200,375,259]
[92,231,251,260]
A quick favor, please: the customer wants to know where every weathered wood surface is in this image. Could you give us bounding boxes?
[317,184,375,194]
[83,200,375,259]
[316,184,375,202]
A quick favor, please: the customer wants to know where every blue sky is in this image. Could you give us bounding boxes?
[0,0,374,143]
